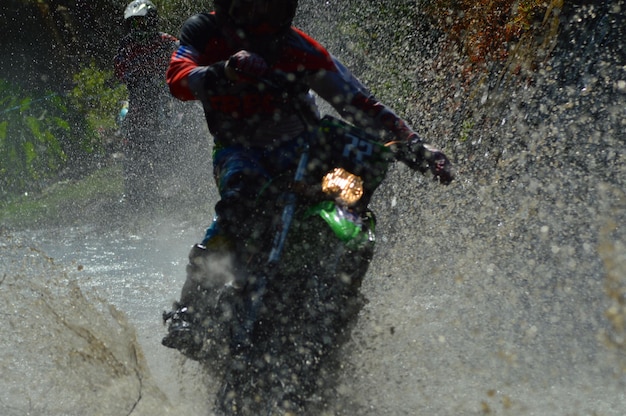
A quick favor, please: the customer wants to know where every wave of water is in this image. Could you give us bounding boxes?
[0,224,212,415]
[3,182,625,416]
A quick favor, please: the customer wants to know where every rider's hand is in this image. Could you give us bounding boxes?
[399,135,455,185]
[225,50,269,82]
[423,143,454,185]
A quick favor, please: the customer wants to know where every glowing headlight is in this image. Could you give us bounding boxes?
[321,168,364,206]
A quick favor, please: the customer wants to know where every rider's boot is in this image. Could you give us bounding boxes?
[162,224,235,355]
[161,244,211,355]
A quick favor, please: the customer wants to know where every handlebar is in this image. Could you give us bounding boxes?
[238,69,455,184]
[391,139,455,185]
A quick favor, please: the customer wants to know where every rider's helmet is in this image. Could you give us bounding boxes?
[214,0,298,34]
[124,0,158,34]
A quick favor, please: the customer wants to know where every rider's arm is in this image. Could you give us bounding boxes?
[308,57,418,143]
[167,45,227,101]
[166,13,229,102]
[308,56,454,183]
[114,38,132,83]
[113,54,126,83]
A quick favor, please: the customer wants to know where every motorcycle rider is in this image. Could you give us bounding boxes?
[162,0,454,352]
[114,0,179,208]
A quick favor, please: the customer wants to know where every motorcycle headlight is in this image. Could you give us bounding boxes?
[321,168,364,206]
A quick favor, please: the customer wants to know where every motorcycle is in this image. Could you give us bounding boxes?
[162,78,431,415]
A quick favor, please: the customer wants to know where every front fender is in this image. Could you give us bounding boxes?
[305,201,375,250]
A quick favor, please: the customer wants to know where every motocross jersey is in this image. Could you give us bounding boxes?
[167,12,418,148]
[115,31,179,117]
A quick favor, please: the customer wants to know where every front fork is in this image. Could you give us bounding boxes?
[229,145,310,351]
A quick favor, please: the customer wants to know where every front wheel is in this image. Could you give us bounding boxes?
[213,208,377,414]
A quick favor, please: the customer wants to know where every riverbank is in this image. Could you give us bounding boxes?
[0,160,214,232]
[0,163,124,230]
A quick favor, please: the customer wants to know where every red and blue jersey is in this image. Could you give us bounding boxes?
[167,12,417,147]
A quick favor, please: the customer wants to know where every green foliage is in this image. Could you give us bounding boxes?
[151,0,210,34]
[0,164,124,228]
[0,80,72,196]
[337,0,422,113]
[0,65,121,199]
[68,61,127,134]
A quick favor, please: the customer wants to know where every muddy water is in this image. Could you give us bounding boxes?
[1,221,212,415]
[333,179,626,415]
[2,175,624,416]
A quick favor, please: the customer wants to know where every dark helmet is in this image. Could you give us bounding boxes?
[214,0,298,34]
[124,0,158,31]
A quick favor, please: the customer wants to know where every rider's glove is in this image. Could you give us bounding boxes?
[398,135,455,185]
[225,50,269,82]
